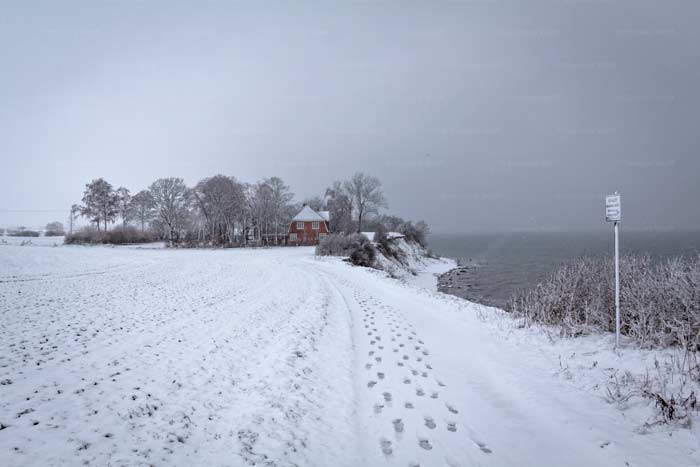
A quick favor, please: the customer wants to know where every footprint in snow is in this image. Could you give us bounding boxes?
[416,388,425,397]
[403,378,411,384]
[397,362,404,367]
[447,422,457,432]
[367,381,377,388]
[402,355,409,361]
[380,439,393,455]
[374,404,384,414]
[392,418,404,433]
[424,417,436,429]
[375,357,382,363]
[430,392,439,399]
[377,372,385,379]
[476,441,493,454]
[383,392,392,403]
[446,404,459,414]
[405,402,414,409]
[418,439,433,450]
[365,363,372,370]
[437,380,446,387]
[422,372,428,378]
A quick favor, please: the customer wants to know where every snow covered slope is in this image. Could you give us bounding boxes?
[1,243,697,466]
[370,236,457,290]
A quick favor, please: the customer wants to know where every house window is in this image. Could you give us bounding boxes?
[296,222,304,230]
[312,221,320,230]
[290,233,297,241]
[319,233,327,241]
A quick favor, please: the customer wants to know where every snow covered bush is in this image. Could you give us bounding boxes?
[508,254,700,350]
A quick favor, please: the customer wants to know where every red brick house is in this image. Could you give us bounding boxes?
[287,205,330,246]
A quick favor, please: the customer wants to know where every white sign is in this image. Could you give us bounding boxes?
[605,193,621,222]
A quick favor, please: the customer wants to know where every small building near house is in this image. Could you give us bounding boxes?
[287,205,330,246]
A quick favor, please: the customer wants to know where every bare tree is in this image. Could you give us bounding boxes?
[268,177,294,245]
[250,181,274,245]
[68,204,81,235]
[194,175,246,244]
[115,187,132,227]
[325,181,353,233]
[344,172,387,233]
[81,178,118,231]
[130,190,155,232]
[149,178,192,244]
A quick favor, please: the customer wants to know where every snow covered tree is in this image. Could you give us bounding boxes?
[343,172,387,233]
[149,178,192,244]
[81,178,118,231]
[115,187,132,227]
[130,190,155,232]
[45,221,65,236]
[303,196,326,212]
[375,214,405,232]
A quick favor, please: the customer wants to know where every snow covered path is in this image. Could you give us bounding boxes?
[1,244,697,466]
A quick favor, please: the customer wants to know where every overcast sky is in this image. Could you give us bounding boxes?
[1,1,698,233]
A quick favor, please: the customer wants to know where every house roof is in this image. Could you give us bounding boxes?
[292,205,326,222]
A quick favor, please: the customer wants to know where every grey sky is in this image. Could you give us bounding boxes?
[1,0,698,233]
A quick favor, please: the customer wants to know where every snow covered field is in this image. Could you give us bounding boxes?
[1,242,698,466]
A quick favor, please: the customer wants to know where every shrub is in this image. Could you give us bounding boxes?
[8,228,40,237]
[316,233,369,257]
[64,227,104,244]
[45,230,64,237]
[350,242,376,267]
[508,254,700,349]
[105,226,154,244]
[398,221,429,247]
[65,226,154,245]
[316,233,378,267]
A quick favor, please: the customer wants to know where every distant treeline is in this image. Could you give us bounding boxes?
[65,172,429,246]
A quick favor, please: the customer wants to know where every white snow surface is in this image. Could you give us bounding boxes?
[1,242,698,466]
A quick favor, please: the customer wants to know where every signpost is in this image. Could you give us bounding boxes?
[605,193,621,348]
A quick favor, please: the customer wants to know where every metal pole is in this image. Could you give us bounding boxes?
[614,221,620,348]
